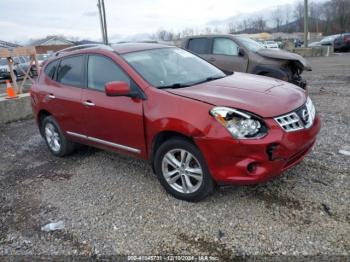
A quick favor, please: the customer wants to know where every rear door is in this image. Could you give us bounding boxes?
[47,55,86,135]
[81,54,146,156]
[210,37,248,73]
[186,37,212,62]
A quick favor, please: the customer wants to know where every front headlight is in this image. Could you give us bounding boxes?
[210,107,267,139]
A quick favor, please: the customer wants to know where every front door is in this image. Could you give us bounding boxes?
[209,37,248,73]
[81,54,146,157]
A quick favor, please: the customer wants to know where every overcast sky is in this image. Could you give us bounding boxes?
[1,0,319,44]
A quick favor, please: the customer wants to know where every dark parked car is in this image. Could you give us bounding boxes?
[319,34,350,52]
[30,43,320,201]
[182,35,311,89]
[334,33,350,52]
[0,57,27,80]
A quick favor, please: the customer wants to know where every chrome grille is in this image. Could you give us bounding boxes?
[275,112,303,132]
[275,97,316,132]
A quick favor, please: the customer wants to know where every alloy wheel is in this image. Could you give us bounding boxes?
[161,149,203,194]
[45,123,61,152]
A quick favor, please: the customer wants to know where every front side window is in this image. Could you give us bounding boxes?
[44,60,59,79]
[213,38,239,56]
[57,55,84,87]
[122,47,225,88]
[87,55,130,92]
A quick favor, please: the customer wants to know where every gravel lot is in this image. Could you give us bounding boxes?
[0,53,349,260]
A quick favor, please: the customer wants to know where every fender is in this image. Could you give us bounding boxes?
[146,117,208,159]
[251,65,288,80]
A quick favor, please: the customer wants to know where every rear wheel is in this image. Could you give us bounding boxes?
[41,116,75,157]
[154,138,214,201]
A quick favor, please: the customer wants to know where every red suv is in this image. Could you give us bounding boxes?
[30,43,321,201]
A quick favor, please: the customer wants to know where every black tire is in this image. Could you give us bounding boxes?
[41,116,75,157]
[154,138,214,202]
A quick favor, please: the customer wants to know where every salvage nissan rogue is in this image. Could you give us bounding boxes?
[30,43,321,201]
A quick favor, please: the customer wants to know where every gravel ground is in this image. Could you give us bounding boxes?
[0,53,349,261]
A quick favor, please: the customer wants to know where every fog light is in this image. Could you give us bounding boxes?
[247,162,257,173]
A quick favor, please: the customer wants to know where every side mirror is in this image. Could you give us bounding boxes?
[105,81,134,97]
[238,47,245,56]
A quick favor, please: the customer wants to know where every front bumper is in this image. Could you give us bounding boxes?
[195,114,321,185]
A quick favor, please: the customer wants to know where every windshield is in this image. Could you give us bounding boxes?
[237,37,264,52]
[122,47,225,88]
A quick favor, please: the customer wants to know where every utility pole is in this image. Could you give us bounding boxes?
[304,0,308,48]
[97,0,105,44]
[101,0,109,45]
[97,0,108,45]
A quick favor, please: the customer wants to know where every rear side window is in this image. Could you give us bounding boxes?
[213,38,239,56]
[187,38,210,54]
[57,55,84,87]
[87,55,130,92]
[44,60,59,79]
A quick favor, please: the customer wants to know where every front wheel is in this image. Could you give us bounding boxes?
[41,116,75,157]
[154,138,214,201]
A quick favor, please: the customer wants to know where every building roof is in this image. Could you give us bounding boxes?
[31,36,74,46]
[0,40,22,48]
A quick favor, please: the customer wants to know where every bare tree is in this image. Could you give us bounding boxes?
[272,7,283,32]
[205,27,212,34]
[156,30,167,41]
[252,17,267,32]
[284,4,291,29]
[227,23,235,34]
[294,1,304,31]
[309,1,323,32]
[331,0,350,32]
[181,28,194,38]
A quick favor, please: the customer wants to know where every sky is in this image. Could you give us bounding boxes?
[0,0,320,44]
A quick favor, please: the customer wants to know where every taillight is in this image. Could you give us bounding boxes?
[344,36,349,44]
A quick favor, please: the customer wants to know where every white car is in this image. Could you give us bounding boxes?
[264,41,279,49]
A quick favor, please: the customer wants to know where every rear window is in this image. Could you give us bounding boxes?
[44,60,59,79]
[187,38,210,54]
[57,55,85,87]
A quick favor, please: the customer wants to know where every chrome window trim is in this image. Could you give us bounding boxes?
[66,131,141,154]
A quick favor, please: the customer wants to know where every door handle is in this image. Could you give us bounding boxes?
[209,57,216,62]
[83,100,95,107]
[47,94,55,99]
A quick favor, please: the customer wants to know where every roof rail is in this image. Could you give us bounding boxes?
[54,44,113,56]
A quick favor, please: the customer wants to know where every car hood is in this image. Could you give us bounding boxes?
[257,48,312,71]
[166,73,306,118]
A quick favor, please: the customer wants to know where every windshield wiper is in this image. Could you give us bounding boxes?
[157,83,190,89]
[190,75,226,86]
[157,75,225,89]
